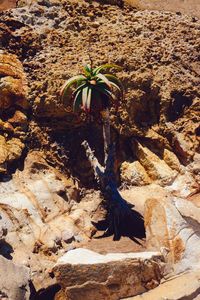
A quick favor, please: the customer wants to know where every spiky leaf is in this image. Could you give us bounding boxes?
[96,73,111,88]
[82,86,89,110]
[93,64,121,75]
[83,61,92,74]
[73,89,82,113]
[60,75,86,102]
[104,74,124,98]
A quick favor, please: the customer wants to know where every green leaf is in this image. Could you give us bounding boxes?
[82,86,89,110]
[93,64,122,75]
[73,89,82,113]
[96,73,111,88]
[104,74,124,98]
[73,82,87,96]
[86,87,92,110]
[60,75,86,102]
[83,61,92,74]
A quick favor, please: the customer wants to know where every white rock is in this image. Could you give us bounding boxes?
[53,248,164,300]
[0,255,30,300]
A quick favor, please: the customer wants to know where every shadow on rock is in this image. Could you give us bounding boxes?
[92,203,146,245]
[32,284,61,300]
[0,240,14,260]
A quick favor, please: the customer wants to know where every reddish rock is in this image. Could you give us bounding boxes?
[0,51,28,110]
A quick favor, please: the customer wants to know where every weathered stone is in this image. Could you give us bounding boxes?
[163,149,180,171]
[54,289,66,300]
[53,248,164,300]
[0,0,16,11]
[167,171,199,198]
[0,135,7,172]
[0,51,28,110]
[120,161,151,185]
[7,138,25,161]
[0,119,14,132]
[175,198,200,230]
[123,268,200,300]
[0,151,102,289]
[145,196,200,275]
[7,110,28,125]
[0,255,30,300]
[61,231,74,243]
[134,142,177,185]
[187,157,200,186]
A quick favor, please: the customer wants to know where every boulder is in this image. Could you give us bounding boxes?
[7,138,25,161]
[134,142,177,186]
[0,51,28,110]
[145,196,200,275]
[163,149,180,171]
[166,171,199,198]
[120,161,151,186]
[175,197,200,230]
[0,119,14,132]
[0,254,30,300]
[53,248,164,300]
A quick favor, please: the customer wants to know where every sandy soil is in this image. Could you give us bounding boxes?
[80,235,146,254]
[79,184,168,255]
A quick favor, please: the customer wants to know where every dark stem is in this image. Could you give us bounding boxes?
[101,108,111,166]
[82,139,145,242]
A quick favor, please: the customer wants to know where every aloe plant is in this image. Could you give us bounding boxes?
[60,61,124,113]
[60,61,124,164]
[60,62,144,242]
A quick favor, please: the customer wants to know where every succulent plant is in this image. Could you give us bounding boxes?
[60,61,124,115]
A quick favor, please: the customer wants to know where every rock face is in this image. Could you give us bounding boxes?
[0,51,28,110]
[0,151,100,290]
[0,51,28,173]
[53,248,164,300]
[0,0,199,183]
[120,160,151,186]
[0,254,30,300]
[145,196,200,275]
[0,0,16,11]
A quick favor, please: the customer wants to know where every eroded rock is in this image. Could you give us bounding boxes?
[0,51,28,110]
[145,196,200,275]
[120,161,151,185]
[134,142,177,185]
[0,135,7,172]
[0,255,30,300]
[0,51,28,173]
[0,151,99,289]
[123,268,200,300]
[53,248,164,300]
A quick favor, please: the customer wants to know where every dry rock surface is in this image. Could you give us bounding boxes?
[0,151,102,292]
[124,268,200,300]
[0,0,200,299]
[0,254,30,300]
[53,248,164,300]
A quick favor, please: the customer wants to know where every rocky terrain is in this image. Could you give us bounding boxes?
[0,0,200,299]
